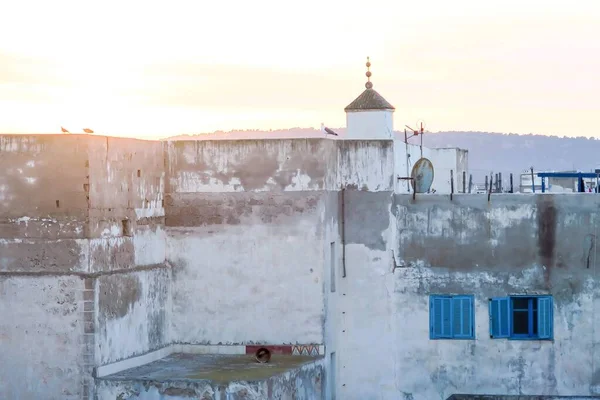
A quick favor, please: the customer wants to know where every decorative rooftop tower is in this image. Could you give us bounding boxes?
[344,57,395,139]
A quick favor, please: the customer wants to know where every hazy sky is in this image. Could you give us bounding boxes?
[1,0,598,139]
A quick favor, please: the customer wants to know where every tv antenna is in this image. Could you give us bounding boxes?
[404,120,426,159]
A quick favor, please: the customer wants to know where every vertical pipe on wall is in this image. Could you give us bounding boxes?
[468,174,473,194]
[541,177,546,193]
[485,175,488,191]
[450,170,454,201]
[405,129,410,193]
[499,172,503,192]
[462,171,466,193]
[510,173,514,193]
[531,167,535,193]
[341,187,347,278]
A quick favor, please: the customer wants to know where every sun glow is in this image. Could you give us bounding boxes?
[1,0,599,137]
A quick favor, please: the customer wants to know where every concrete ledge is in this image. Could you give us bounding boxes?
[96,345,174,377]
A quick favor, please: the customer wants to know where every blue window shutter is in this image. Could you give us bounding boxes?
[451,296,474,338]
[430,296,452,339]
[489,297,510,338]
[537,296,553,339]
[452,297,462,336]
[441,297,452,337]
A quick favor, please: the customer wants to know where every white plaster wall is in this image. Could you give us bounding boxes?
[97,268,171,365]
[338,141,395,192]
[134,225,167,266]
[323,196,340,400]
[393,142,469,194]
[345,111,394,140]
[0,276,84,400]
[167,217,325,345]
[335,242,398,399]
[429,148,461,194]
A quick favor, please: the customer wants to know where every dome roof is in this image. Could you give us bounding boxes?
[344,88,395,112]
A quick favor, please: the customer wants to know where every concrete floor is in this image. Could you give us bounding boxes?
[96,353,325,400]
[100,352,321,383]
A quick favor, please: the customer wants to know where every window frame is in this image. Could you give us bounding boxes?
[489,295,553,341]
[429,294,475,340]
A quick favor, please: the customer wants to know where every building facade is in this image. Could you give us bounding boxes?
[1,63,598,400]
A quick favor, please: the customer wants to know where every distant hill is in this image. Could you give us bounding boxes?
[165,129,600,184]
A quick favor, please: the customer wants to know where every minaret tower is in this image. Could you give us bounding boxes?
[344,57,395,139]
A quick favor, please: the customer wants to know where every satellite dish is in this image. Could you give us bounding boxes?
[411,158,434,193]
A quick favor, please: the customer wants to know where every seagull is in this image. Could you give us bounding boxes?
[320,123,338,136]
[324,127,338,136]
[83,128,94,133]
[61,127,69,133]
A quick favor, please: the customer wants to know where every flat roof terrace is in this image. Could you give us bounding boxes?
[96,353,324,400]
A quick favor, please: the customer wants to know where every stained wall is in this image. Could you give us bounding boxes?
[0,134,168,399]
[336,193,600,400]
[165,139,338,346]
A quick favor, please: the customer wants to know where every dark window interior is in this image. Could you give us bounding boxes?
[511,297,538,336]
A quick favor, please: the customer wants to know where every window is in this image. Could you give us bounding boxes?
[429,295,475,339]
[489,296,553,340]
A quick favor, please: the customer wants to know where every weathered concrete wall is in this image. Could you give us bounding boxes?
[0,135,90,273]
[333,189,397,400]
[87,137,166,273]
[0,135,166,274]
[165,139,395,348]
[0,276,85,400]
[0,134,169,399]
[166,190,327,345]
[165,139,338,193]
[386,194,600,399]
[97,268,171,365]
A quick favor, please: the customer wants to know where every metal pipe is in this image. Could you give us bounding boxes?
[499,172,503,192]
[541,177,546,193]
[462,171,466,193]
[254,347,271,363]
[341,187,346,278]
[450,170,454,201]
[530,167,535,193]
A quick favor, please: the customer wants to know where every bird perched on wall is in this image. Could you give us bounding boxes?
[320,123,338,136]
[61,127,69,133]
[83,128,94,133]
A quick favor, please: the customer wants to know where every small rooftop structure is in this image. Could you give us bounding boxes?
[344,57,395,140]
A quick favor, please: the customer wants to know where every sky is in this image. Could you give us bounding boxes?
[0,0,599,139]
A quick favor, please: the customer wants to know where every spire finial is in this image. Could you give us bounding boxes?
[365,56,373,89]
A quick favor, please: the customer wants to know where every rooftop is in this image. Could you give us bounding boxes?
[344,88,395,112]
[99,353,322,383]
